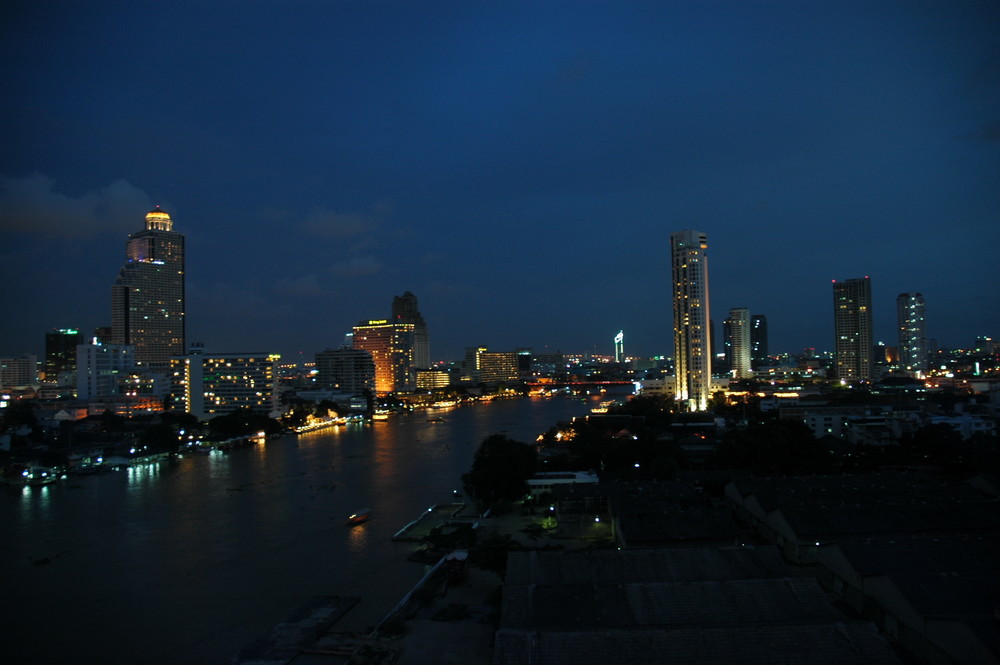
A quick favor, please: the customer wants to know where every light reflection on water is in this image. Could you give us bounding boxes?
[1,396,593,665]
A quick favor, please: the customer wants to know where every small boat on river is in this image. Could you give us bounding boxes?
[347,508,372,525]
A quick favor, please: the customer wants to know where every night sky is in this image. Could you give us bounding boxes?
[2,1,998,364]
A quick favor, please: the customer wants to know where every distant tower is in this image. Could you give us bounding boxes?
[392,291,429,369]
[750,315,768,368]
[896,293,927,374]
[724,308,751,379]
[45,328,82,380]
[614,331,624,363]
[671,230,712,411]
[111,207,185,369]
[833,277,873,382]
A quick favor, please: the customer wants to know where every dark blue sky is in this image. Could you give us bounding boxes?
[2,1,998,363]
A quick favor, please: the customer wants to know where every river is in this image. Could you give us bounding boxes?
[1,395,595,664]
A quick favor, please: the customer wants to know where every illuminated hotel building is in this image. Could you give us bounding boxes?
[671,230,712,411]
[896,292,927,374]
[833,276,873,382]
[723,307,752,379]
[170,351,280,419]
[351,320,415,395]
[111,207,185,369]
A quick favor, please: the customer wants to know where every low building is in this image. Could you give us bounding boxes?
[170,351,280,419]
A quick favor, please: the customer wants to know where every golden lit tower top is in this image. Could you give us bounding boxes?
[145,205,173,231]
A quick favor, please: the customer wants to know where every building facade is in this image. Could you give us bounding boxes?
[391,291,429,370]
[45,328,82,381]
[314,348,375,394]
[111,207,185,369]
[671,230,712,411]
[724,307,752,379]
[896,293,927,374]
[351,320,415,395]
[833,277,873,382]
[170,351,280,419]
[0,355,38,388]
[76,343,136,400]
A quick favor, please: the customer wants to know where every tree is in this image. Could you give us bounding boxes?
[462,434,537,511]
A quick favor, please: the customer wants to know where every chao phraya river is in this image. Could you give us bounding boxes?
[2,396,595,664]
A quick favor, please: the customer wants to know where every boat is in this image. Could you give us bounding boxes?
[427,416,445,423]
[347,508,372,525]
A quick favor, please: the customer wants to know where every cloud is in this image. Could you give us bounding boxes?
[302,207,382,237]
[0,173,154,237]
[329,256,383,277]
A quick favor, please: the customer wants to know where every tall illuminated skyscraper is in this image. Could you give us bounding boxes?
[671,230,711,411]
[896,292,927,374]
[833,276,873,382]
[723,307,751,379]
[111,207,185,369]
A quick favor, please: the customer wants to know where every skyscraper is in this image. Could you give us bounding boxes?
[724,307,751,379]
[833,276,873,382]
[392,291,429,369]
[896,293,927,374]
[45,328,82,380]
[111,207,185,369]
[671,230,712,411]
[750,314,768,369]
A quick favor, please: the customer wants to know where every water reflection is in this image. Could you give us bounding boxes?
[126,461,163,487]
[18,483,52,517]
[346,522,369,553]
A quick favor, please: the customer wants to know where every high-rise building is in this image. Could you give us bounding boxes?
[724,307,752,379]
[833,277,873,382]
[670,230,712,411]
[896,293,927,374]
[111,206,185,369]
[169,351,280,419]
[352,320,415,394]
[614,331,624,363]
[315,348,375,394]
[392,291,429,369]
[750,315,768,368]
[45,328,82,380]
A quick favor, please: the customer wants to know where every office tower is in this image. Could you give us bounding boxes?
[352,319,415,394]
[670,230,712,411]
[315,348,375,394]
[169,351,279,419]
[45,328,82,380]
[76,343,135,400]
[832,276,873,382]
[896,293,927,373]
[751,315,768,368]
[392,291,429,369]
[111,206,185,369]
[724,307,752,379]
[614,331,624,363]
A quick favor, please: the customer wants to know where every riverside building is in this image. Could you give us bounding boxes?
[671,230,712,411]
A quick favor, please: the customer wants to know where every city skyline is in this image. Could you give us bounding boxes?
[2,2,998,362]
